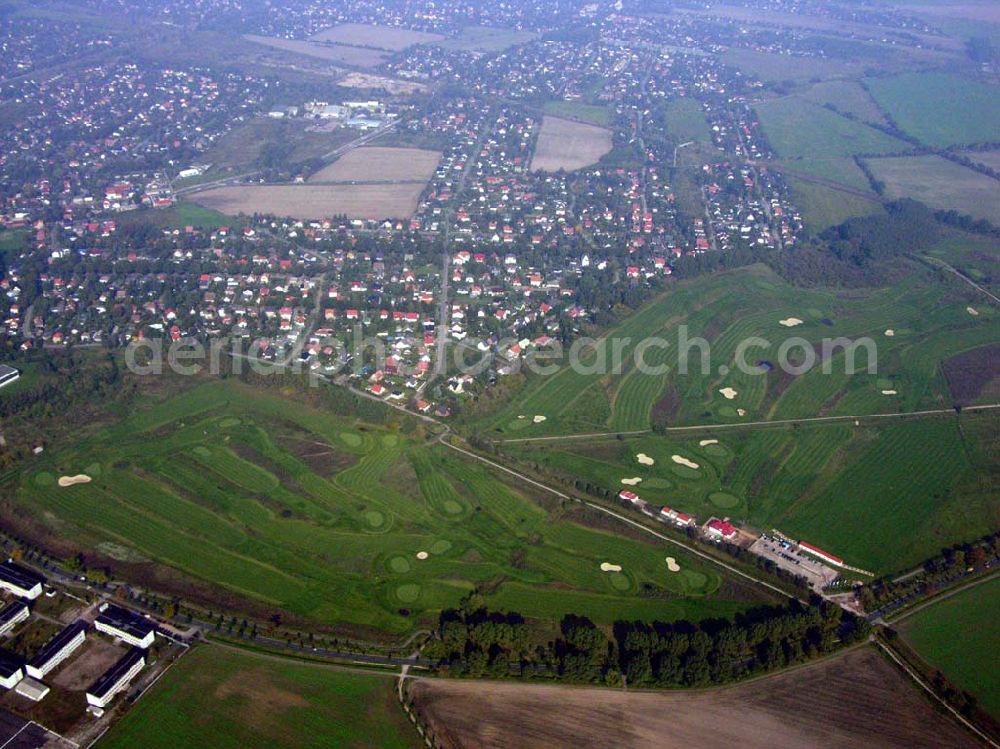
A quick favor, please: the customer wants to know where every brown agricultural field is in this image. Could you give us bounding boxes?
[310,23,446,51]
[243,35,389,67]
[308,146,441,183]
[191,183,423,220]
[409,647,979,749]
[942,343,1000,404]
[531,116,612,173]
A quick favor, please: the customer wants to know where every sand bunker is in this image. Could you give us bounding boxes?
[600,562,623,573]
[533,415,547,423]
[881,389,897,395]
[671,455,699,470]
[621,477,643,486]
[699,439,719,447]
[58,475,92,487]
[779,317,803,327]
[665,557,680,572]
[416,551,429,560]
[718,387,738,400]
[884,329,895,337]
[636,453,655,466]
[967,307,979,316]
[737,408,746,416]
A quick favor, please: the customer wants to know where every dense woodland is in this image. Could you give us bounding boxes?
[428,600,871,687]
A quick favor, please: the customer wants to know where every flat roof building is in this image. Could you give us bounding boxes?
[14,677,49,702]
[86,649,145,709]
[0,649,24,690]
[0,601,29,637]
[26,621,86,680]
[0,365,19,389]
[95,603,156,649]
[0,561,44,600]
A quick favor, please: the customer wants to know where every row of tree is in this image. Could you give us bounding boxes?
[427,600,871,687]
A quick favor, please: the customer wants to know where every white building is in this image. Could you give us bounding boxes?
[86,649,145,709]
[26,621,86,679]
[0,601,29,637]
[95,603,156,649]
[0,652,23,690]
[0,561,44,600]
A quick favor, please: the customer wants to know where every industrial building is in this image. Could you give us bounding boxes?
[0,649,24,690]
[86,649,145,709]
[95,603,156,649]
[0,601,29,637]
[0,561,44,600]
[26,621,87,679]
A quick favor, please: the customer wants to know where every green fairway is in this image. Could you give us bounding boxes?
[478,263,1000,441]
[865,73,1000,148]
[15,379,757,634]
[96,646,421,749]
[901,575,1000,719]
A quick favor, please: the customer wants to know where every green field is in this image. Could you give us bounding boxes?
[799,80,888,125]
[438,26,536,52]
[12,379,756,634]
[865,73,1000,148]
[722,48,866,83]
[663,98,711,143]
[543,100,612,127]
[0,228,28,260]
[901,575,1000,719]
[785,178,883,231]
[756,98,909,161]
[865,155,1000,225]
[96,646,420,749]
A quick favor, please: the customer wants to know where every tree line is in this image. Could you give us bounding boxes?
[426,600,870,687]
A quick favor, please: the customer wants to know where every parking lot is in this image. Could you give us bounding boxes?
[749,536,840,591]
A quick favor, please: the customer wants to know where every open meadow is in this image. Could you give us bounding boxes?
[865,73,1000,148]
[309,23,445,51]
[663,98,711,142]
[865,155,1000,224]
[308,146,441,183]
[755,98,909,162]
[437,26,537,52]
[191,183,425,220]
[9,379,764,635]
[410,646,979,749]
[900,574,1000,720]
[531,116,612,172]
[96,646,420,749]
[243,34,389,68]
